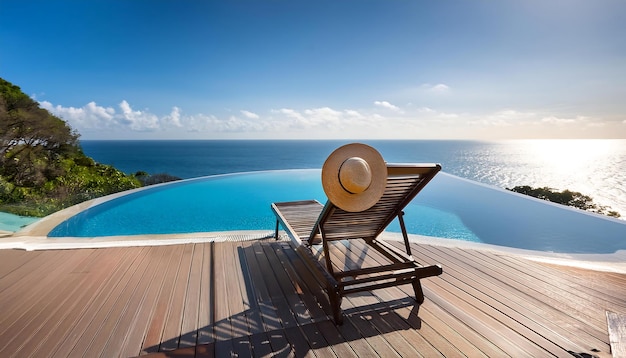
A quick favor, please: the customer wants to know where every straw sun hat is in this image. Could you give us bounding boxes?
[321,143,387,212]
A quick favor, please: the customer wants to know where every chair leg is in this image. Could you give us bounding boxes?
[412,278,425,304]
[328,289,344,325]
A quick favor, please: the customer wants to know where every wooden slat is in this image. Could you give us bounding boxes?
[0,250,98,356]
[196,242,214,347]
[452,247,611,336]
[36,248,139,357]
[99,246,171,357]
[117,246,174,357]
[212,241,236,355]
[140,245,187,354]
[414,243,601,353]
[0,238,623,358]
[76,246,157,356]
[607,311,626,358]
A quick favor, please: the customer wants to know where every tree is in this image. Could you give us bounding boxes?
[507,185,620,218]
[0,77,141,216]
[1,79,81,186]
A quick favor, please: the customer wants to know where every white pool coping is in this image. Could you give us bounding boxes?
[1,228,625,274]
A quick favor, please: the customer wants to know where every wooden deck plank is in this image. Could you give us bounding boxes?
[412,243,613,357]
[275,242,364,358]
[212,241,235,356]
[417,243,610,353]
[505,255,626,310]
[8,250,138,354]
[236,242,262,334]
[314,240,524,354]
[241,242,282,332]
[224,241,254,357]
[117,245,175,358]
[448,246,611,340]
[0,249,88,329]
[259,243,330,357]
[6,250,114,357]
[196,242,215,347]
[340,293,403,358]
[158,244,196,352]
[265,243,343,358]
[0,249,37,282]
[140,245,187,354]
[374,274,494,357]
[76,246,157,357]
[1,239,623,358]
[413,293,508,357]
[272,242,329,322]
[245,242,292,354]
[346,291,428,358]
[0,249,89,331]
[328,243,450,358]
[262,243,316,327]
[607,311,626,358]
[32,248,138,358]
[178,243,205,349]
[432,266,573,357]
[0,250,97,356]
[349,241,496,357]
[477,250,626,317]
[47,247,146,357]
[95,246,167,358]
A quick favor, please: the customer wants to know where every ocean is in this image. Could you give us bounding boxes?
[80,139,626,217]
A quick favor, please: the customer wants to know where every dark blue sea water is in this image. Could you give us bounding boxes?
[80,139,626,216]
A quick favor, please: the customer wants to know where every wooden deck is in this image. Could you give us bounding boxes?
[0,237,624,357]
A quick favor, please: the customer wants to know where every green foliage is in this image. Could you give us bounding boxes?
[0,77,141,217]
[135,172,182,186]
[507,185,621,218]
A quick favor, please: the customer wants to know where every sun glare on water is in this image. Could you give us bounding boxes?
[527,139,617,174]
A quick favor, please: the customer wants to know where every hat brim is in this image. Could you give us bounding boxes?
[321,143,387,212]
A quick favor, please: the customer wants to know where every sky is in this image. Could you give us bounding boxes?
[1,0,625,140]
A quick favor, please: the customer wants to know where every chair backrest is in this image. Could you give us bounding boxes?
[309,164,441,243]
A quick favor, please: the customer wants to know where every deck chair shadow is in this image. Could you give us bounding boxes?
[271,145,443,325]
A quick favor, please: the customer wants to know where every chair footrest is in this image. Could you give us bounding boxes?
[337,264,442,288]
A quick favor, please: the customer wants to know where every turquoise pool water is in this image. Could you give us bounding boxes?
[48,170,626,254]
[0,212,39,232]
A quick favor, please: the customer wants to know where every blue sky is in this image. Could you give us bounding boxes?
[2,0,625,140]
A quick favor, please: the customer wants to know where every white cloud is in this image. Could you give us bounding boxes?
[541,116,577,124]
[240,110,259,119]
[344,109,364,118]
[183,113,217,132]
[432,84,450,93]
[118,100,160,131]
[275,107,351,130]
[42,100,161,132]
[163,106,183,128]
[421,83,450,93]
[273,108,305,121]
[374,100,402,113]
[40,100,116,129]
[38,98,619,139]
[417,107,436,113]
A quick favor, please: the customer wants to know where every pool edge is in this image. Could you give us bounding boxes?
[2,230,625,274]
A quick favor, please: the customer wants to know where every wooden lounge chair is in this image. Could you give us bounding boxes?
[271,163,443,324]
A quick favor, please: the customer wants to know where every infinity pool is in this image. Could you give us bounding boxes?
[48,170,626,254]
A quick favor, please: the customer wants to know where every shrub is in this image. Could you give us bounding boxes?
[507,186,620,218]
